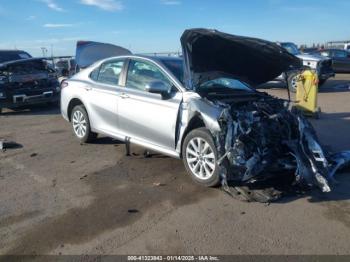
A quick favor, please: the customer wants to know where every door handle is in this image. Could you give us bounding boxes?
[84,86,92,91]
[119,93,129,99]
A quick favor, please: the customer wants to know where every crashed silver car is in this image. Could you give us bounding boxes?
[61,29,349,194]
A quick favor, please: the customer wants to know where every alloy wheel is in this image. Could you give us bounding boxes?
[72,110,87,138]
[186,137,216,180]
[291,75,298,92]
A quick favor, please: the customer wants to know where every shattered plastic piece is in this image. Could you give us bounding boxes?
[0,140,22,151]
[222,185,283,203]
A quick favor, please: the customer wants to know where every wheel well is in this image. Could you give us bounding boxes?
[180,115,206,157]
[67,98,84,121]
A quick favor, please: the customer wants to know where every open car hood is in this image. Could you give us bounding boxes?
[75,41,132,69]
[181,29,302,89]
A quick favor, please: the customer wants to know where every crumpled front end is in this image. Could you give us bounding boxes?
[185,95,349,195]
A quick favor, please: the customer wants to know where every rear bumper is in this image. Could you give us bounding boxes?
[0,91,59,109]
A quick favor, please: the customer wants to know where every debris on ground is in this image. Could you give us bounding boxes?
[0,140,23,151]
[144,150,152,158]
[222,173,309,203]
[153,182,166,187]
[127,209,139,213]
[80,174,88,180]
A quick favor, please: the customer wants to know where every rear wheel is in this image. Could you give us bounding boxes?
[71,105,97,143]
[182,128,221,187]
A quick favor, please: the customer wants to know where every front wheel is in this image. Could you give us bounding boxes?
[71,105,97,143]
[182,128,221,187]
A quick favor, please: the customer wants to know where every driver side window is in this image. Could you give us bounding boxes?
[126,60,172,92]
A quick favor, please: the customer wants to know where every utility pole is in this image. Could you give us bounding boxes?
[41,47,48,57]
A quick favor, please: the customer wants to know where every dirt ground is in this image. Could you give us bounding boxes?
[1,74,350,255]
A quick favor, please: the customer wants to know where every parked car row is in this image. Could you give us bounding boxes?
[1,36,349,114]
[299,46,350,73]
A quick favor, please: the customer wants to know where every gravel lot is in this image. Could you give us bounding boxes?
[1,74,350,255]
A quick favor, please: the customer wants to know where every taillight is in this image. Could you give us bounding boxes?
[61,80,69,89]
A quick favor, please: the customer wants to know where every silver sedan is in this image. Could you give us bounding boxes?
[61,29,345,192]
[61,55,223,186]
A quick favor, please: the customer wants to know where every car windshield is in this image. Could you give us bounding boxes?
[0,51,32,63]
[160,58,184,84]
[200,78,253,92]
[8,60,49,75]
[281,43,300,55]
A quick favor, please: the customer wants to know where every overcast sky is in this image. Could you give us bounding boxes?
[0,0,349,56]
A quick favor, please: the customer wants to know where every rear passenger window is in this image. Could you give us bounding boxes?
[96,60,124,85]
[90,68,99,81]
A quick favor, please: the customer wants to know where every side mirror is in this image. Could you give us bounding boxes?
[145,81,171,97]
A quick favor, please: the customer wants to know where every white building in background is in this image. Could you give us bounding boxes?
[326,40,350,51]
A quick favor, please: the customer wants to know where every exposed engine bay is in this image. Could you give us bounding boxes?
[195,92,350,202]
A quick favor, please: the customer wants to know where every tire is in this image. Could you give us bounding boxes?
[71,105,97,143]
[182,127,221,187]
[287,72,299,93]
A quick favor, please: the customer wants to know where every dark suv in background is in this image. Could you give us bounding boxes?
[0,50,60,113]
[313,49,350,73]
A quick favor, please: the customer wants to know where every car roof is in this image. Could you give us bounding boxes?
[99,55,182,64]
[0,50,30,54]
[0,57,45,67]
[134,55,182,62]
